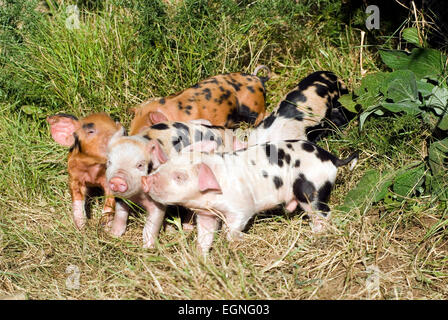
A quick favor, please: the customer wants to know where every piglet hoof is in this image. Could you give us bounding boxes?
[310,215,329,234]
[142,233,156,249]
[226,230,244,242]
[143,241,156,249]
[74,217,87,230]
[99,211,115,229]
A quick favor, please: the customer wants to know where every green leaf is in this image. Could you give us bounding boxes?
[379,50,410,70]
[382,100,422,115]
[426,86,448,115]
[416,79,435,98]
[393,164,425,197]
[428,138,448,177]
[379,48,445,80]
[337,169,394,213]
[402,27,421,47]
[338,94,358,113]
[383,70,418,102]
[359,106,381,130]
[437,114,448,131]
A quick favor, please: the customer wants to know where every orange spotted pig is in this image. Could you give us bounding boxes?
[129,65,271,135]
[47,113,121,229]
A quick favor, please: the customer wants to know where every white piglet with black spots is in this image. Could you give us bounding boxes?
[141,139,358,253]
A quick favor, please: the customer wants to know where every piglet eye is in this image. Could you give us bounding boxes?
[107,160,111,167]
[173,171,188,184]
[136,162,146,171]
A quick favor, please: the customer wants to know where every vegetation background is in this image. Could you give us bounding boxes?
[0,0,447,299]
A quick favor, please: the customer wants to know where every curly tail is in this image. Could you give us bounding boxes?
[252,65,271,85]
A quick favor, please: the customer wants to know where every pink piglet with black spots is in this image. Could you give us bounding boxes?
[141,139,358,254]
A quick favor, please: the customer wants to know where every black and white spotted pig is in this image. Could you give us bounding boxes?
[105,120,238,247]
[141,139,358,253]
[246,71,351,146]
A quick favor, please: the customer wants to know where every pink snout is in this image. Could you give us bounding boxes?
[109,177,128,193]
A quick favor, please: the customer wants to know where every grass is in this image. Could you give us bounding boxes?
[0,0,447,299]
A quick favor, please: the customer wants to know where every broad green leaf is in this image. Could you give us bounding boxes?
[428,137,448,176]
[379,48,445,80]
[437,114,448,131]
[338,94,358,113]
[354,72,387,110]
[379,50,410,70]
[402,27,421,47]
[416,79,435,97]
[426,86,448,115]
[382,100,422,115]
[356,72,388,96]
[337,169,394,212]
[359,106,381,130]
[393,164,425,197]
[383,70,418,102]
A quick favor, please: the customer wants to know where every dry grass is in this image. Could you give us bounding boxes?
[1,0,447,300]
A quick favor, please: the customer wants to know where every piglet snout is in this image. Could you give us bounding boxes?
[109,177,128,193]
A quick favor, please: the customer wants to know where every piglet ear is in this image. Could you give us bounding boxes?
[108,125,126,145]
[141,176,151,193]
[149,111,168,124]
[198,163,221,193]
[47,114,80,147]
[147,140,168,167]
[183,140,218,153]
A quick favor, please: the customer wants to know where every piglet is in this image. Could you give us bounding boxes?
[142,140,358,253]
[47,113,121,229]
[129,65,271,135]
[105,120,238,247]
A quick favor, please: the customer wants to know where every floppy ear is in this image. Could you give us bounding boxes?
[197,163,221,193]
[47,114,80,147]
[183,140,218,153]
[109,125,126,144]
[141,176,151,193]
[147,139,168,167]
[149,111,168,124]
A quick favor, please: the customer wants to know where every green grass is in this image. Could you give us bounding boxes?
[0,0,447,299]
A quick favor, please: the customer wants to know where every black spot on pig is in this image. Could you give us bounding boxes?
[202,88,212,101]
[293,174,316,203]
[316,181,332,214]
[302,142,315,152]
[151,123,169,130]
[273,176,283,189]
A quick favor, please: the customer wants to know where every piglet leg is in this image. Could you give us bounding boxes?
[141,196,166,248]
[70,179,87,229]
[223,212,251,242]
[99,184,116,228]
[106,199,129,237]
[196,211,219,254]
[299,201,330,233]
